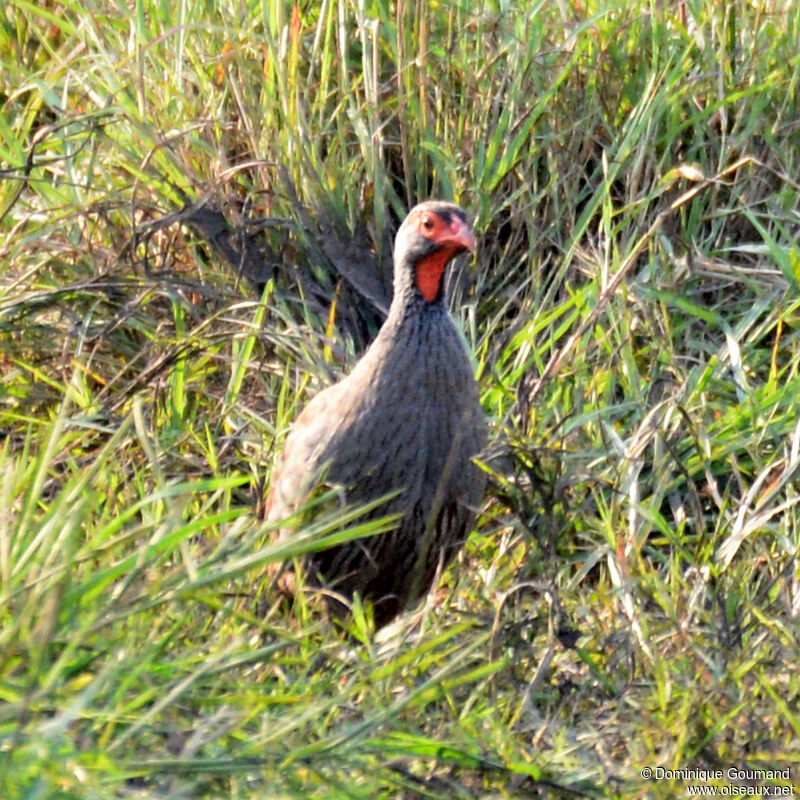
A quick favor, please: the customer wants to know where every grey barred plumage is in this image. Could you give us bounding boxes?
[265,201,487,627]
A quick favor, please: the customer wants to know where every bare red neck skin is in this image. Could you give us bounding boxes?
[414,247,457,302]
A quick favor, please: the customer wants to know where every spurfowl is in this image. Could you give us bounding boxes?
[266,201,487,627]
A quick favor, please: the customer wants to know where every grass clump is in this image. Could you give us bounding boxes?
[2,0,800,797]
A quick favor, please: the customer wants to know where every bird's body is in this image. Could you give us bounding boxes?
[266,201,486,627]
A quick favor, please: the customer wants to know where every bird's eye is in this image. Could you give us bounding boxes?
[421,215,434,231]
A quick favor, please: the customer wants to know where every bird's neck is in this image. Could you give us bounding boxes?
[386,288,445,326]
[388,255,447,320]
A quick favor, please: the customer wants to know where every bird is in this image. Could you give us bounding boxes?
[265,200,487,628]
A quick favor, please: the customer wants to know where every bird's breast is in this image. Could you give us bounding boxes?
[321,313,480,498]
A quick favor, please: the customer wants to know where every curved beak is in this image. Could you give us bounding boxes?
[440,216,477,254]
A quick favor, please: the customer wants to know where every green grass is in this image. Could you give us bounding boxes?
[2,0,800,797]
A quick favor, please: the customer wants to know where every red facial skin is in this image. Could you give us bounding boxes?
[407,209,477,302]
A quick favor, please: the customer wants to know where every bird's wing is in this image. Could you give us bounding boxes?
[264,381,347,523]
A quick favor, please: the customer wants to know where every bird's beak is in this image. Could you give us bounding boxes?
[440,217,477,254]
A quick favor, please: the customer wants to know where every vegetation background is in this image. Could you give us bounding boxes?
[1,0,799,797]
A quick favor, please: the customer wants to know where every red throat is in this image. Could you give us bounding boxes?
[415,247,457,302]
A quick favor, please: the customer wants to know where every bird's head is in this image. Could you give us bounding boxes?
[393,201,477,305]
